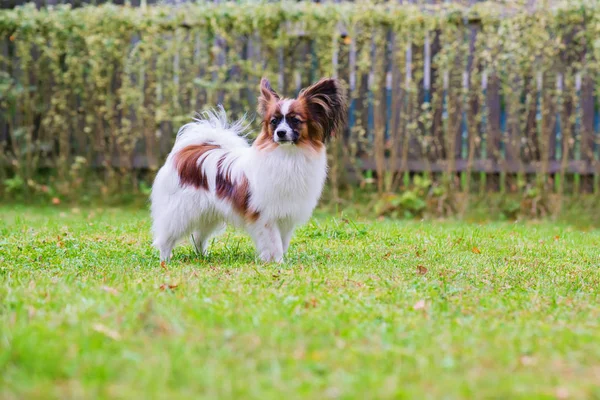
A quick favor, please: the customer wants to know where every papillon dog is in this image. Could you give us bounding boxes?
[150,77,347,262]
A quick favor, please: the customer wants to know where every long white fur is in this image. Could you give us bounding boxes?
[150,106,327,263]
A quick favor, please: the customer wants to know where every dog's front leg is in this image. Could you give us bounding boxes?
[247,221,283,263]
[277,218,296,254]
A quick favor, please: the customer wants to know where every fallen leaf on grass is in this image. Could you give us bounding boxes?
[416,265,428,275]
[159,283,179,291]
[471,246,481,254]
[101,286,119,295]
[92,323,121,340]
[304,297,318,308]
[325,387,342,399]
[309,351,323,361]
[160,261,167,270]
[148,316,174,335]
[413,300,426,310]
[519,355,536,366]
[555,387,569,399]
[293,347,306,360]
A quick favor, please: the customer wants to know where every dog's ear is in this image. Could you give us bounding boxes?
[299,78,347,142]
[257,78,280,116]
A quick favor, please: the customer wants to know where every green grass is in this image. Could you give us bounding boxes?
[1,205,599,399]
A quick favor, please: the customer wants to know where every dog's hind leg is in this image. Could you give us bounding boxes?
[191,220,226,256]
[152,211,191,263]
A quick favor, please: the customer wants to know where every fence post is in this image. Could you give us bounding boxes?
[581,73,595,192]
[429,29,444,162]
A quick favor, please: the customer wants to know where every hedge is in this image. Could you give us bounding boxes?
[1,1,599,215]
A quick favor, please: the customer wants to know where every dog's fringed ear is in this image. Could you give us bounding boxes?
[257,78,280,116]
[299,78,348,142]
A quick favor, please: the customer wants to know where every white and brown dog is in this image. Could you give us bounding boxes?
[150,78,347,262]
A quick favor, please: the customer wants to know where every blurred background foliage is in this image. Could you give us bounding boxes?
[1,0,600,220]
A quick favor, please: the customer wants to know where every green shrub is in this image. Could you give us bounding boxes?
[0,1,598,218]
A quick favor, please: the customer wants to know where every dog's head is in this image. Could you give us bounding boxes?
[255,78,347,152]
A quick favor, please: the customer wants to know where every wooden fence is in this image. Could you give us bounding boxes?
[1,2,598,198]
[1,0,491,7]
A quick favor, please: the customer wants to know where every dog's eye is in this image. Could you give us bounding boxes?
[289,117,301,125]
[270,118,279,126]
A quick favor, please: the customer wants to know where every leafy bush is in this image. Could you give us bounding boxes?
[0,1,598,217]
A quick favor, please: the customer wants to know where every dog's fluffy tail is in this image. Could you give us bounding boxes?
[174,105,252,151]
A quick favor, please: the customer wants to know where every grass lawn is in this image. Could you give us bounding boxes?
[1,205,599,399]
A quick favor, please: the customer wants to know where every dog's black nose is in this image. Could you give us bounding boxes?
[276,130,286,138]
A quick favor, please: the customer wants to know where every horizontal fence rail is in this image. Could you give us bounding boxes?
[1,1,599,203]
[0,0,510,9]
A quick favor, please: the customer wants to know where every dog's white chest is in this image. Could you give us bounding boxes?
[248,148,327,218]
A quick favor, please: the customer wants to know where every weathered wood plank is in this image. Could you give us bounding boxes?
[360,158,596,175]
[580,74,595,192]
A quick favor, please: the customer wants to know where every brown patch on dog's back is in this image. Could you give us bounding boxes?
[175,144,220,189]
[216,159,260,221]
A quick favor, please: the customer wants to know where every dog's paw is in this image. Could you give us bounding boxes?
[258,251,284,264]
